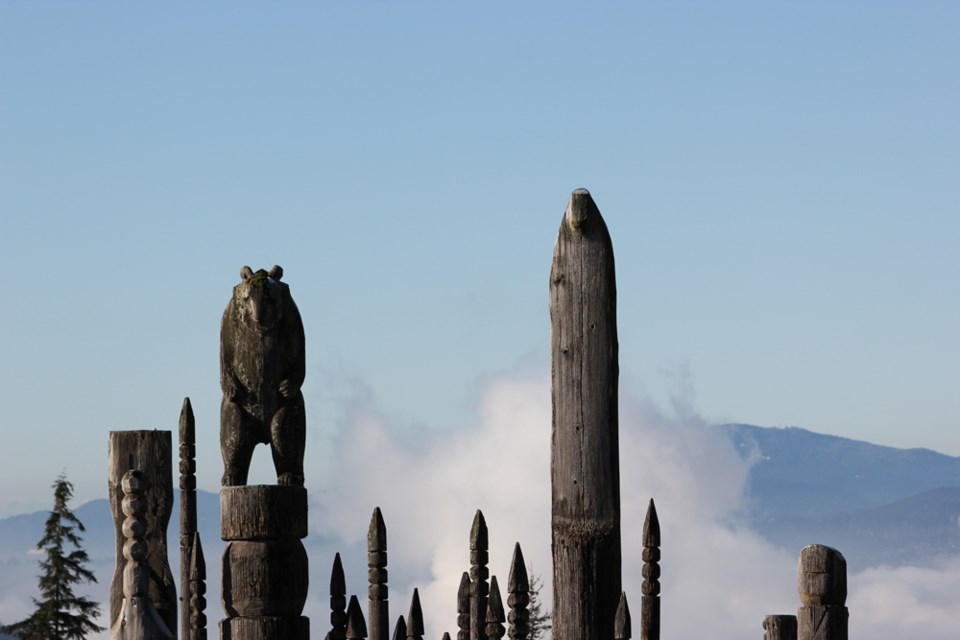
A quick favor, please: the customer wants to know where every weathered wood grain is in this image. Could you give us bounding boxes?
[507,543,529,640]
[220,485,308,540]
[221,539,309,617]
[108,430,177,636]
[470,510,489,640]
[179,397,197,640]
[220,616,309,640]
[763,614,797,640]
[797,545,848,640]
[485,577,505,640]
[640,499,660,640]
[457,572,471,640]
[550,189,621,640]
[407,589,424,640]
[614,592,631,640]
[330,552,347,640]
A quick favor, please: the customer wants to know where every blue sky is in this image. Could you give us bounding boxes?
[1,2,958,515]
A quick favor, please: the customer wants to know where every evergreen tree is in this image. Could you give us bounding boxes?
[1,473,105,640]
[527,571,552,640]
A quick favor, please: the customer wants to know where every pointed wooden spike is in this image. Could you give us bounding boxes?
[331,552,346,596]
[179,397,195,442]
[470,510,488,550]
[615,592,632,640]
[407,588,424,636]
[369,506,387,552]
[642,499,660,548]
[442,634,451,640]
[347,595,368,639]
[391,615,406,640]
[507,542,529,594]
[189,531,205,578]
[457,572,471,614]
[487,577,505,624]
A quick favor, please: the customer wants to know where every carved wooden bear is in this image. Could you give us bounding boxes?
[220,265,305,486]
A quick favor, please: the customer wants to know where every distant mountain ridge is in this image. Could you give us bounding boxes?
[720,424,960,566]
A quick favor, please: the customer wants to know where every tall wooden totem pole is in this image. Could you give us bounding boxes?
[550,189,622,640]
[219,265,309,640]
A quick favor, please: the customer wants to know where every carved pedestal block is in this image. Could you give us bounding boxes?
[220,485,309,640]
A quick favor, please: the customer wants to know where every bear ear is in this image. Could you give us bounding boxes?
[240,266,254,280]
[269,265,283,280]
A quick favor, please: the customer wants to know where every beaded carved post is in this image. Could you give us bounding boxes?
[110,469,174,640]
[507,544,529,640]
[641,499,660,640]
[797,545,848,640]
[219,265,309,640]
[108,431,177,636]
[346,596,368,640]
[368,507,389,640]
[330,553,347,640]
[550,189,622,640]
[180,397,199,640]
[188,532,207,640]
[470,511,490,640]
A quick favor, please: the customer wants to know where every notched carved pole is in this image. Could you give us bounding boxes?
[457,572,471,640]
[331,552,347,640]
[368,507,389,640]
[797,545,848,640]
[470,510,490,640]
[550,188,622,640]
[188,532,207,640]
[346,595,368,640]
[641,499,660,640]
[179,397,198,640]
[507,543,529,640]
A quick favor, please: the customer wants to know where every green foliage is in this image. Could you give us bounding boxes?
[1,473,104,640]
[527,571,552,640]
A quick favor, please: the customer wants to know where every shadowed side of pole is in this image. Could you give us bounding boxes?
[550,188,622,640]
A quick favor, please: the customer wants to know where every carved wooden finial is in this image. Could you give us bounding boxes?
[641,499,660,640]
[188,532,206,640]
[406,589,424,640]
[330,552,347,640]
[506,544,529,640]
[346,595,368,640]
[457,572,471,640]
[614,592,632,640]
[392,615,406,640]
[368,507,389,640]
[442,633,452,640]
[485,576,505,640]
[470,510,490,640]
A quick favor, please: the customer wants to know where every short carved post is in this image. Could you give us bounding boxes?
[108,430,177,636]
[640,499,660,640]
[470,511,489,640]
[550,188,622,640]
[368,507,389,640]
[485,577,505,640]
[346,596,368,640]
[406,589,424,640]
[110,469,175,640]
[614,593,631,640]
[796,545,848,640]
[180,397,199,640]
[331,553,347,640]
[507,544,529,640]
[764,615,797,640]
[457,572,471,640]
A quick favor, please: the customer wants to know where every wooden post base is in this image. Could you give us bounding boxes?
[219,616,309,640]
